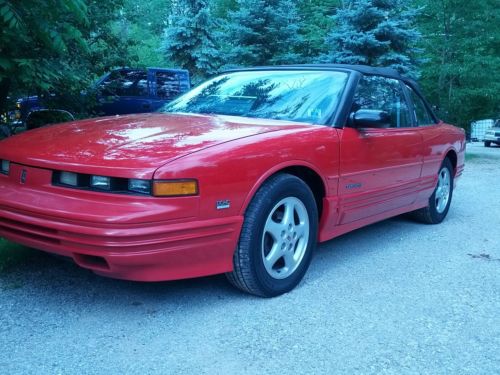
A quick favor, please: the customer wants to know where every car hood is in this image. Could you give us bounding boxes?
[0,113,311,178]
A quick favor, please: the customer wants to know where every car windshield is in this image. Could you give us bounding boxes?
[160,70,349,124]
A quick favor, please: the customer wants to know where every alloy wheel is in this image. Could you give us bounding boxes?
[261,197,310,279]
[435,167,451,214]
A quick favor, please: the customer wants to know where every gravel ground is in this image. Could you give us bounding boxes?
[1,142,499,374]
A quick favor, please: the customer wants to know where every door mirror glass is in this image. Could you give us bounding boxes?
[26,109,75,130]
[351,109,391,128]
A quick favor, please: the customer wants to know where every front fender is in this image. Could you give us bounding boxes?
[153,126,340,222]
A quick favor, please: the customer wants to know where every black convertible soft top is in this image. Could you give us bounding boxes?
[289,64,404,78]
[234,63,413,84]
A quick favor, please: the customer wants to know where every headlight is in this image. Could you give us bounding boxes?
[128,179,151,194]
[52,171,198,197]
[91,175,111,190]
[59,171,78,186]
[1,160,10,175]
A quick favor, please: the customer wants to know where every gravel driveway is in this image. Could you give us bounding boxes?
[1,143,499,374]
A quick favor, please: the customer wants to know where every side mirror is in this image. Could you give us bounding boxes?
[26,109,75,131]
[350,109,391,129]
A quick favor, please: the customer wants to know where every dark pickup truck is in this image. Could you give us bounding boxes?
[10,67,190,127]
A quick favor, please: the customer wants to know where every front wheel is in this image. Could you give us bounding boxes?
[484,141,491,147]
[410,158,454,224]
[226,174,318,297]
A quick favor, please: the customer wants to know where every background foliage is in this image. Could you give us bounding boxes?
[0,0,498,127]
[414,0,499,128]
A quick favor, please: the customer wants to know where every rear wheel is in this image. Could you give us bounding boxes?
[226,174,318,297]
[410,158,454,224]
[485,141,491,147]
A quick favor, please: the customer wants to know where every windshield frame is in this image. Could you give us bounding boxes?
[159,68,352,126]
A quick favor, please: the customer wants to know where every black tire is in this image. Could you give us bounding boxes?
[410,158,454,224]
[226,173,318,297]
[484,141,491,147]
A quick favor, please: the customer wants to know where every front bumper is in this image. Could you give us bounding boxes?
[0,206,242,281]
[0,164,242,281]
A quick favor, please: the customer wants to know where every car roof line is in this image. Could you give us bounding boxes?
[224,63,410,82]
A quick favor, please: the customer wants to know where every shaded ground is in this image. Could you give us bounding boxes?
[0,142,499,374]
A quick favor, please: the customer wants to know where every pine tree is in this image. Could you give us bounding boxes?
[221,0,304,68]
[162,0,220,80]
[320,0,421,77]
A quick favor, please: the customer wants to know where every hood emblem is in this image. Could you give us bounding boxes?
[20,169,27,184]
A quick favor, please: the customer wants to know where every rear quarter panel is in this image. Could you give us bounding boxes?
[420,122,466,179]
[416,122,466,203]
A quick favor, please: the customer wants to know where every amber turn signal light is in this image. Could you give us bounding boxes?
[153,180,198,197]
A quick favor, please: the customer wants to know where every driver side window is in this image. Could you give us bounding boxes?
[352,76,412,128]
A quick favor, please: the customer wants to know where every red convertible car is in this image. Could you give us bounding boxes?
[0,65,465,297]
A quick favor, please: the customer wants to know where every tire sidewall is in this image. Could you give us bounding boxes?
[243,175,318,296]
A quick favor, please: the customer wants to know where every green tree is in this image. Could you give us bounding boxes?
[320,0,422,77]
[221,0,304,67]
[297,0,340,60]
[0,0,134,115]
[162,0,220,81]
[0,0,88,112]
[212,0,238,18]
[122,0,172,67]
[414,0,499,129]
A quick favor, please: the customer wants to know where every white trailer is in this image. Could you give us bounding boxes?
[471,119,495,141]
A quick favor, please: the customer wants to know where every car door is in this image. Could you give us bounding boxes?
[337,75,423,225]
